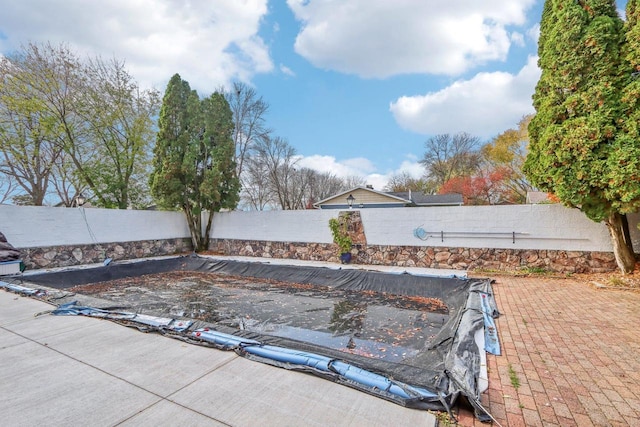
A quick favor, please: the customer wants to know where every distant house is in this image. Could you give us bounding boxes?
[313,186,463,209]
[386,191,464,207]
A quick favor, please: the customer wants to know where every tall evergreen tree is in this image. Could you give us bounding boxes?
[524,0,638,273]
[610,1,640,216]
[150,74,239,251]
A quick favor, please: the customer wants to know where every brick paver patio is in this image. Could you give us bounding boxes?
[455,275,640,427]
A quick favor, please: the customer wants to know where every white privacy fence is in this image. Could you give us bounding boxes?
[0,205,190,248]
[2,203,639,253]
[209,204,639,252]
[357,204,618,251]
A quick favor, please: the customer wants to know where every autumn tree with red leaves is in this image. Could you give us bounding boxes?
[439,167,517,205]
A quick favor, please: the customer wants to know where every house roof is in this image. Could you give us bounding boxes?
[388,191,463,206]
[313,187,463,208]
[313,187,408,208]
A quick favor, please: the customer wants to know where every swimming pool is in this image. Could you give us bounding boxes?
[18,255,499,421]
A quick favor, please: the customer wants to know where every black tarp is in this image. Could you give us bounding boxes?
[23,255,498,420]
[0,231,21,262]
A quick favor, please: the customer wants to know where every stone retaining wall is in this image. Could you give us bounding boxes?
[208,238,618,273]
[20,238,192,269]
[15,235,618,273]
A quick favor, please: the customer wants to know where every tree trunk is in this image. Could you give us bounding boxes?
[621,214,634,254]
[203,210,214,251]
[183,205,201,252]
[193,212,205,252]
[605,212,636,274]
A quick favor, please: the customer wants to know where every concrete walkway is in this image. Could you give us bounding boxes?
[0,290,436,427]
[456,275,640,427]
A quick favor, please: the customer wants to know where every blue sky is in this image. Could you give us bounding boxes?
[0,0,630,190]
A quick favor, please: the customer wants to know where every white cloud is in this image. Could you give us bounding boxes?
[389,56,540,139]
[511,32,525,47]
[295,154,424,191]
[395,157,424,179]
[362,174,388,191]
[295,155,376,177]
[0,0,272,93]
[286,0,536,78]
[527,23,541,45]
[280,64,296,77]
[369,157,425,190]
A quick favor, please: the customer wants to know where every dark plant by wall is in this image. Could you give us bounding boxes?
[329,217,352,255]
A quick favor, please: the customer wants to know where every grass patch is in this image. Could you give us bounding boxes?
[592,273,640,290]
[609,277,624,286]
[508,364,520,389]
[519,266,550,275]
[431,411,454,426]
[608,276,632,287]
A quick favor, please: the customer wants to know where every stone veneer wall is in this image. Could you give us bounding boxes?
[4,204,631,272]
[208,238,618,273]
[20,238,193,269]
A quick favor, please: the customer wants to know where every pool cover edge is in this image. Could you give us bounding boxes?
[8,255,499,421]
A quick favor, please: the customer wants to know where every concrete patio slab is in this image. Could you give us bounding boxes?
[0,290,437,426]
[0,327,28,349]
[0,291,56,324]
[118,400,228,427]
[3,307,106,340]
[0,333,161,426]
[12,315,239,396]
[171,356,432,427]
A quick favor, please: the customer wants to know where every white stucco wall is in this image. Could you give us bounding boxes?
[212,204,619,252]
[3,203,636,253]
[0,205,190,248]
[359,204,613,251]
[627,212,640,252]
[211,209,337,243]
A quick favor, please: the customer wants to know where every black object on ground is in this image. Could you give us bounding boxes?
[24,255,498,421]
